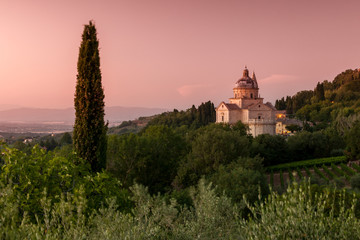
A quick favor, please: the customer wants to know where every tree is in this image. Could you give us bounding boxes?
[208,156,269,205]
[174,124,250,188]
[345,120,360,159]
[59,132,72,146]
[285,124,301,133]
[251,134,289,166]
[314,82,325,101]
[73,21,107,172]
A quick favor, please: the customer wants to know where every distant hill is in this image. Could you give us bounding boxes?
[0,106,168,124]
[0,104,21,111]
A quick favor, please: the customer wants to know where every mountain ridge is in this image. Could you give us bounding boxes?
[0,106,168,123]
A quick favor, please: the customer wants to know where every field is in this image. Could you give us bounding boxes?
[268,160,360,189]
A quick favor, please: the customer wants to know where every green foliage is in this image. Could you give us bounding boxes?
[107,125,187,194]
[267,156,346,171]
[242,182,360,239]
[145,101,216,131]
[340,163,356,176]
[322,164,336,180]
[345,120,360,159]
[0,145,131,223]
[287,131,331,161]
[73,21,107,172]
[296,168,303,180]
[288,169,295,182]
[350,174,360,190]
[0,179,243,239]
[251,134,288,166]
[285,124,301,133]
[59,132,72,146]
[207,157,269,206]
[352,162,360,173]
[276,69,360,121]
[174,123,250,188]
[275,96,288,110]
[314,82,325,101]
[279,170,285,189]
[304,167,312,178]
[331,163,350,181]
[313,166,329,182]
[39,137,58,151]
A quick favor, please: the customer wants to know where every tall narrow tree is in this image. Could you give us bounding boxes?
[73,21,107,172]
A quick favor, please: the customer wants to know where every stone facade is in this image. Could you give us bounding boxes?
[216,67,276,137]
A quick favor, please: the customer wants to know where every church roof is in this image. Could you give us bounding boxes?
[246,102,275,111]
[234,67,258,89]
[225,103,241,110]
[265,102,277,110]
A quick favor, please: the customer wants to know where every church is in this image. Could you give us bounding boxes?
[216,67,276,137]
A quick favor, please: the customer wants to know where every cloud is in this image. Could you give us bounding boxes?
[259,74,300,84]
[177,84,215,97]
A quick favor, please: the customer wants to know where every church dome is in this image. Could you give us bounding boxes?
[235,67,257,88]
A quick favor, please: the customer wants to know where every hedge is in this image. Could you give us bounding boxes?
[267,156,346,172]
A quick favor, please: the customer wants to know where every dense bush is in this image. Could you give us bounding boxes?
[207,156,269,206]
[0,145,131,222]
[350,174,360,190]
[242,182,360,239]
[250,134,288,166]
[345,120,360,159]
[174,124,250,188]
[107,125,187,194]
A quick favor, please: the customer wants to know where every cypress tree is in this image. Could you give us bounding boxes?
[73,21,107,172]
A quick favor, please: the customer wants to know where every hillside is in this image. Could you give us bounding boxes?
[275,68,360,132]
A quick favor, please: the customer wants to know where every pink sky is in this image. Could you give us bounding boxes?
[0,0,359,110]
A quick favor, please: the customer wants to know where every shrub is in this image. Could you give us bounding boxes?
[350,174,360,190]
[313,166,329,182]
[279,170,285,189]
[267,156,346,171]
[340,163,356,176]
[0,145,132,222]
[304,167,312,178]
[322,164,337,180]
[352,162,360,173]
[270,171,274,187]
[288,169,295,182]
[331,164,350,180]
[296,168,303,180]
[242,182,360,239]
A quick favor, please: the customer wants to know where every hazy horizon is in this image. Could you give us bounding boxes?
[1,0,359,111]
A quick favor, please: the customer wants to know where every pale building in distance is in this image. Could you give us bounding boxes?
[216,67,277,137]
